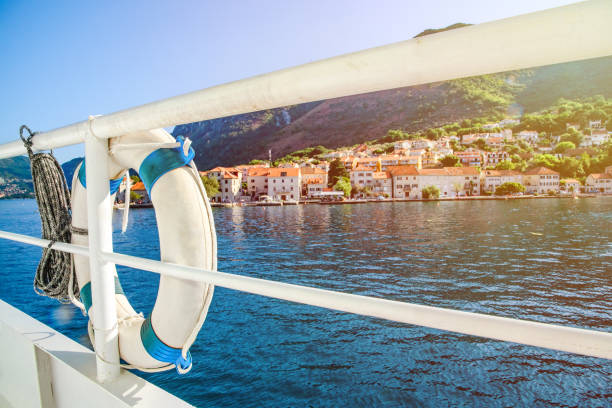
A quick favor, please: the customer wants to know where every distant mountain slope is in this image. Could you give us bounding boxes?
[0,156,31,180]
[173,49,612,170]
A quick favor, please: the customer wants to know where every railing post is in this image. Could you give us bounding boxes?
[84,128,120,382]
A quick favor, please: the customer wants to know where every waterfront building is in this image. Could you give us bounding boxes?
[203,167,242,203]
[388,165,420,198]
[236,163,269,182]
[523,167,560,194]
[482,170,523,194]
[350,166,374,189]
[305,179,327,198]
[300,167,328,186]
[246,167,301,201]
[416,167,481,198]
[585,171,612,194]
[560,178,581,194]
[371,171,393,197]
[267,168,302,201]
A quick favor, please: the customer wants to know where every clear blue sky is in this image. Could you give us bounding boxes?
[0,0,578,163]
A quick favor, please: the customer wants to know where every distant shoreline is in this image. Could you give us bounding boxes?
[208,194,608,208]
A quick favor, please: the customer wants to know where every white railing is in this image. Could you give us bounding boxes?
[0,0,611,384]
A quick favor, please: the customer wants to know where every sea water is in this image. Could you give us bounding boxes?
[0,198,610,407]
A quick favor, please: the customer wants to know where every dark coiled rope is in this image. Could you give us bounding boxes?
[20,125,77,302]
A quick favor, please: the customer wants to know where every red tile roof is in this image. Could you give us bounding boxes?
[132,181,146,191]
[588,173,612,180]
[419,167,480,176]
[300,167,326,175]
[524,166,559,176]
[387,165,419,176]
[484,170,521,177]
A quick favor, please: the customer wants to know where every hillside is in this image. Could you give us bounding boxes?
[173,53,612,170]
[0,156,33,198]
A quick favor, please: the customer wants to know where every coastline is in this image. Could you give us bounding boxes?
[208,194,607,208]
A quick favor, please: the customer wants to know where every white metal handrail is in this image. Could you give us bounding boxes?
[1,0,611,383]
[1,230,610,360]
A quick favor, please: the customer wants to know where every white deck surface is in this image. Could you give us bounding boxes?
[0,299,193,408]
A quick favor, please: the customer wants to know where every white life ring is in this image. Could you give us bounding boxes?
[71,128,216,373]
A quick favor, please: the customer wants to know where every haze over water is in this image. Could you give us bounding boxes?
[0,198,610,407]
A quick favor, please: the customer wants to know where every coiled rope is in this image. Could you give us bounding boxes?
[20,125,78,302]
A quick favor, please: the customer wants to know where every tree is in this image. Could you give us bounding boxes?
[440,154,461,167]
[560,129,584,146]
[495,182,525,196]
[422,185,440,199]
[495,160,515,170]
[452,182,463,196]
[129,191,142,202]
[328,158,349,187]
[249,159,266,165]
[201,175,220,198]
[333,177,351,197]
[554,141,576,153]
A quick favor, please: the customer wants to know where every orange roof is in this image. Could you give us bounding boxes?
[300,167,326,175]
[268,168,300,177]
[484,170,521,177]
[419,167,480,176]
[351,166,372,172]
[247,168,270,177]
[132,181,145,191]
[588,173,612,180]
[209,166,239,172]
[524,166,559,176]
[387,165,419,176]
[247,167,300,177]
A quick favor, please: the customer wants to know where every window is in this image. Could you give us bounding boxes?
[225,188,228,192]
[281,172,287,177]
[282,179,285,183]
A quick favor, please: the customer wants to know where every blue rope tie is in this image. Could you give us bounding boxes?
[138,136,195,195]
[77,160,123,195]
[140,315,192,374]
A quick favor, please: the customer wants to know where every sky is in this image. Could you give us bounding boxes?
[0,0,579,163]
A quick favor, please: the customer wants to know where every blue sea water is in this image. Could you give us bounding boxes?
[0,198,610,407]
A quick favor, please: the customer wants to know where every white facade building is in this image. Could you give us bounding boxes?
[203,167,243,203]
[523,167,560,194]
[482,170,523,194]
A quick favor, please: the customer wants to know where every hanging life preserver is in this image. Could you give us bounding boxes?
[70,128,216,374]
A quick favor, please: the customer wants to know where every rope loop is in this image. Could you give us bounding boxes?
[19,124,37,158]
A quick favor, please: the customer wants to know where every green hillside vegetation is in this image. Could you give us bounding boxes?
[0,156,31,180]
[274,96,612,182]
